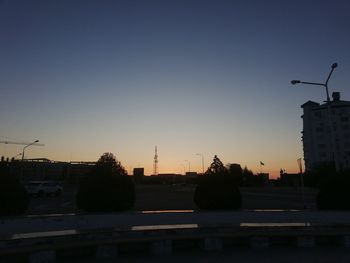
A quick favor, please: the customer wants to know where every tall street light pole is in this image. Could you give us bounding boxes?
[297,157,306,209]
[291,63,337,103]
[291,63,338,170]
[196,153,204,174]
[21,140,39,178]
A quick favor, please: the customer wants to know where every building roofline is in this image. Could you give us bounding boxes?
[301,101,320,108]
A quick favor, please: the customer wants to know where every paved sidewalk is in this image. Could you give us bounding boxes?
[2,210,350,236]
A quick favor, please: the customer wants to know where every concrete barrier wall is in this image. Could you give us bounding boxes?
[1,224,350,262]
[2,210,350,236]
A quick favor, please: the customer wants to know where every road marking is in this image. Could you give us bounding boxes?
[132,224,198,231]
[140,210,194,214]
[240,222,311,227]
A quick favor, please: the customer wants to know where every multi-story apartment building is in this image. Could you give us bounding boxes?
[301,92,350,171]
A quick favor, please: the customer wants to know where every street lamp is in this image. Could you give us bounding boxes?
[196,153,204,174]
[21,140,39,177]
[291,63,337,103]
[21,140,39,161]
[291,63,338,170]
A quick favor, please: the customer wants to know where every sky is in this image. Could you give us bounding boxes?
[1,0,350,177]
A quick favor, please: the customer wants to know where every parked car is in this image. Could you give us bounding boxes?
[25,181,63,197]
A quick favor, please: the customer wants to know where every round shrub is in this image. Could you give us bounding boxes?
[0,172,29,216]
[77,174,135,212]
[317,175,350,210]
[76,153,135,212]
[194,175,241,210]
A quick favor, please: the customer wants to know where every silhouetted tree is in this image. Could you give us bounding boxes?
[194,155,241,210]
[77,153,135,212]
[205,155,229,175]
[94,152,127,176]
[228,163,243,185]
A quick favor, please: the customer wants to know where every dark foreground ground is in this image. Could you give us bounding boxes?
[27,185,318,215]
[62,247,350,263]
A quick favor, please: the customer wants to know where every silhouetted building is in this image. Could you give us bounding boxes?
[67,161,95,183]
[258,173,270,185]
[12,159,68,181]
[279,173,301,187]
[133,168,144,177]
[302,92,350,171]
[185,172,197,177]
[157,173,178,177]
[8,159,95,183]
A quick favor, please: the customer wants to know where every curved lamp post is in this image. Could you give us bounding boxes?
[291,63,338,170]
[21,140,39,177]
[291,63,337,103]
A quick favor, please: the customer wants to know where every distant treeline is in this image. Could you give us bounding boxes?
[133,163,268,187]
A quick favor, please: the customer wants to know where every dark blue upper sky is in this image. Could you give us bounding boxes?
[1,0,350,175]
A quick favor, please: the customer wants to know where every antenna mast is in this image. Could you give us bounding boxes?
[153,146,158,175]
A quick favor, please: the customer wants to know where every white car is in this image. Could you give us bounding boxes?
[25,181,63,197]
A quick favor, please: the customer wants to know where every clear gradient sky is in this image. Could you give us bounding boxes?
[1,0,350,177]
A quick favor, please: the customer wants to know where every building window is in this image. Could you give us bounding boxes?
[317,135,325,141]
[319,152,327,158]
[318,144,326,149]
[314,112,322,118]
[316,127,324,132]
[341,117,349,122]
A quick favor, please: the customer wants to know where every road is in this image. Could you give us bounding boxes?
[26,185,318,215]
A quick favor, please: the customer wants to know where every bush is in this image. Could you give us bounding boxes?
[193,155,241,210]
[0,163,29,215]
[194,175,241,210]
[317,174,350,210]
[77,174,135,212]
[303,162,336,188]
[76,153,135,212]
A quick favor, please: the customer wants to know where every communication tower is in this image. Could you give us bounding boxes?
[153,146,158,175]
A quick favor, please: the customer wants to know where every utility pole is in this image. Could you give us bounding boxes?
[292,63,339,171]
[153,146,158,175]
[21,140,39,178]
[297,158,306,209]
